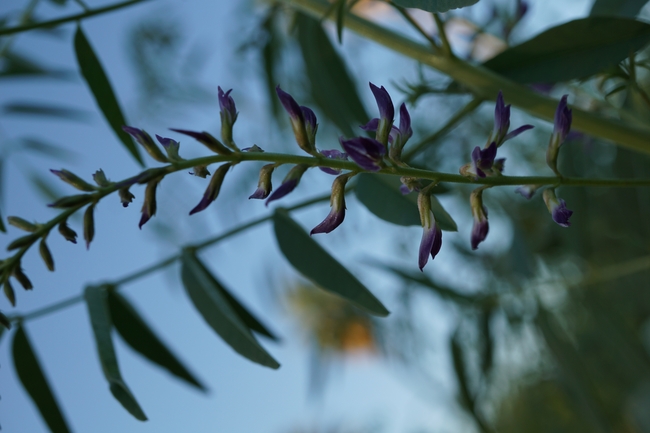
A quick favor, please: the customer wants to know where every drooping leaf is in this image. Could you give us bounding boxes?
[180,251,280,369]
[590,0,648,17]
[483,17,650,84]
[74,25,144,166]
[84,285,147,421]
[272,209,389,317]
[478,305,494,376]
[12,324,73,433]
[391,0,479,13]
[2,102,91,121]
[107,290,207,391]
[20,138,77,161]
[0,206,5,233]
[354,174,457,231]
[295,13,369,137]
[450,332,474,410]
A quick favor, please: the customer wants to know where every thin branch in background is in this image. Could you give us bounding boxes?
[433,13,452,57]
[389,2,439,53]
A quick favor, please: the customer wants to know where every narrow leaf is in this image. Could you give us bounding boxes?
[180,251,280,369]
[450,333,474,410]
[590,0,648,18]
[2,102,91,121]
[0,52,72,80]
[74,25,144,166]
[391,0,479,13]
[12,324,73,433]
[354,174,457,231]
[0,206,5,233]
[107,290,207,391]
[295,13,369,137]
[84,285,147,421]
[483,17,650,84]
[272,210,389,317]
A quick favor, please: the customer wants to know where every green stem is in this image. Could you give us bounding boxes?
[0,0,150,37]
[390,2,439,52]
[0,0,40,58]
[12,190,334,322]
[279,0,650,156]
[433,13,452,57]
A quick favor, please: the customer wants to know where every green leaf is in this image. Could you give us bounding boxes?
[84,285,147,421]
[74,25,144,166]
[483,17,650,84]
[450,332,474,410]
[272,209,389,317]
[107,290,207,391]
[295,13,369,137]
[590,0,648,18]
[0,206,5,233]
[0,52,72,80]
[12,324,73,433]
[2,102,91,121]
[354,174,457,231]
[180,251,280,369]
[391,0,479,13]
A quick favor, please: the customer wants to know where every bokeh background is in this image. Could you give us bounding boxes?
[2,0,650,432]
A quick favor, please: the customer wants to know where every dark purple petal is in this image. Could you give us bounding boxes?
[139,211,152,229]
[552,199,573,227]
[301,106,317,131]
[493,158,506,173]
[249,188,269,200]
[265,179,298,206]
[553,95,572,143]
[493,91,510,141]
[471,215,489,250]
[188,163,231,215]
[218,86,237,121]
[318,149,348,175]
[515,185,538,199]
[189,195,212,215]
[360,118,379,132]
[400,184,411,195]
[276,85,303,122]
[122,125,150,144]
[503,124,534,142]
[369,83,394,124]
[340,137,385,172]
[418,217,441,271]
[310,207,345,235]
[155,134,178,149]
[430,225,442,260]
[169,128,231,155]
[398,103,412,140]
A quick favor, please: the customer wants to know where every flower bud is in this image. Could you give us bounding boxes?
[369,83,395,147]
[83,204,96,249]
[156,135,183,161]
[265,164,309,206]
[339,136,385,172]
[417,191,442,271]
[470,188,489,250]
[219,87,239,150]
[543,188,573,227]
[310,173,353,235]
[4,280,16,306]
[190,165,211,178]
[7,216,38,232]
[276,86,318,155]
[249,164,275,200]
[13,266,33,290]
[39,238,55,272]
[47,194,93,209]
[515,184,541,199]
[50,169,96,192]
[189,163,231,215]
[93,169,112,187]
[58,220,78,244]
[169,129,232,155]
[122,126,169,163]
[546,95,572,175]
[119,188,135,208]
[389,103,413,161]
[7,234,39,251]
[139,178,161,228]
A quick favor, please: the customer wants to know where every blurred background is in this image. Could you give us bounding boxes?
[2,0,650,431]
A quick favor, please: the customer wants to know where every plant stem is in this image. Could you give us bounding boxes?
[278,0,650,156]
[432,13,452,57]
[0,0,150,37]
[389,2,439,52]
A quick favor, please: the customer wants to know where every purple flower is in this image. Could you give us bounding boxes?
[417,192,443,271]
[276,86,318,155]
[470,189,489,250]
[139,179,161,229]
[339,136,385,171]
[318,149,348,175]
[369,83,395,146]
[169,128,232,155]
[543,188,573,227]
[265,164,309,206]
[122,125,168,163]
[470,142,498,178]
[546,95,572,175]
[249,164,275,200]
[219,87,238,149]
[311,174,351,235]
[189,163,231,215]
[491,91,534,146]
